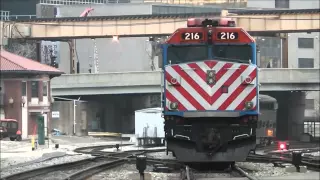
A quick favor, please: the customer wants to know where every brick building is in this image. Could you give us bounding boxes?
[0,50,63,139]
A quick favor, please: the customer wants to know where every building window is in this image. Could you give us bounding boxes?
[306,99,315,110]
[298,58,314,68]
[22,81,27,96]
[298,38,314,49]
[43,81,48,96]
[275,0,289,8]
[31,81,39,98]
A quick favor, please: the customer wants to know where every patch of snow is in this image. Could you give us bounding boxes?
[270,147,320,153]
[302,151,320,157]
[0,136,137,178]
[101,145,166,152]
[146,151,176,160]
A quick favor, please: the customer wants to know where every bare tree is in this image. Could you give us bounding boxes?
[5,41,37,60]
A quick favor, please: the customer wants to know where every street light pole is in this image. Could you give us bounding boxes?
[73,100,76,135]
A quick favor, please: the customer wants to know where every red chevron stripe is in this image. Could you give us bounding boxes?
[188,61,233,88]
[204,60,217,69]
[210,64,248,105]
[171,62,236,105]
[165,90,187,111]
[235,87,257,110]
[218,68,257,110]
[165,72,205,110]
[171,65,210,103]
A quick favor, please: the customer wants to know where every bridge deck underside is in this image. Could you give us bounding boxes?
[2,12,319,39]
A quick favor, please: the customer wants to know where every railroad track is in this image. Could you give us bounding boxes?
[2,143,319,180]
[0,144,166,180]
[247,153,320,171]
[179,164,257,180]
[256,142,320,153]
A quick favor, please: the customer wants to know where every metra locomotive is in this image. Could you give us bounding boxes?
[160,17,259,163]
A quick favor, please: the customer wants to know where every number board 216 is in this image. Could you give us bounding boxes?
[181,32,203,40]
[217,32,239,40]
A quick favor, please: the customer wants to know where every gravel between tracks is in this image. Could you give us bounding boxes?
[236,162,289,177]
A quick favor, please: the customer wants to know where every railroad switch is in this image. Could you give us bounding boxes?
[115,144,120,151]
[292,151,302,172]
[136,155,147,180]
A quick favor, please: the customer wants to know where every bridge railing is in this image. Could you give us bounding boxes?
[0,11,10,21]
[38,0,247,5]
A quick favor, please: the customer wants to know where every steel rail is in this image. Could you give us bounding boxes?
[63,158,130,180]
[233,165,258,180]
[0,157,103,180]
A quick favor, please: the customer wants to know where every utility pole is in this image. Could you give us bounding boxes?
[69,39,76,74]
[280,33,288,68]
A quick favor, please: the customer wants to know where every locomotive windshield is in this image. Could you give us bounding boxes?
[167,45,207,65]
[212,44,252,64]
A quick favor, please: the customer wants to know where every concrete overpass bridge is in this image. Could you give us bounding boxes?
[51,68,320,96]
[50,68,319,141]
[1,9,319,40]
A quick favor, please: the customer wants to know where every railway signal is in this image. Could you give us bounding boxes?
[50,55,58,68]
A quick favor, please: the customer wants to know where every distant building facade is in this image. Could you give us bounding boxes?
[0,50,63,139]
[247,0,320,138]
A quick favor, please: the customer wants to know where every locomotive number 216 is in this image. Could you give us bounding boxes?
[217,32,238,40]
[182,32,203,40]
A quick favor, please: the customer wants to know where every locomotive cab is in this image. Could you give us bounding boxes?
[161,17,259,163]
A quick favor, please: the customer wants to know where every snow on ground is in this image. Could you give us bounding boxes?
[146,151,176,160]
[1,140,51,168]
[303,151,320,157]
[0,135,133,177]
[270,147,320,154]
[101,145,166,152]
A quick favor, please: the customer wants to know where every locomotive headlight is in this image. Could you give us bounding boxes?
[170,102,178,110]
[245,101,254,110]
[208,71,214,78]
[207,78,214,84]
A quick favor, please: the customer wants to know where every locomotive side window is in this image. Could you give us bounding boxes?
[212,45,252,63]
[167,45,208,65]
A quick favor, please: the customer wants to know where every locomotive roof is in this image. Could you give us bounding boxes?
[165,26,255,44]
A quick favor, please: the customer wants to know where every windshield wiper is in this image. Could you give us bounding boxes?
[213,57,249,64]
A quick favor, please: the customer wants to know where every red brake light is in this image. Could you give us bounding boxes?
[278,141,287,150]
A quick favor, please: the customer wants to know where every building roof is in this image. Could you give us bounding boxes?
[0,50,63,75]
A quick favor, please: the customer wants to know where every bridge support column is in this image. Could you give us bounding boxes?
[267,91,306,141]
